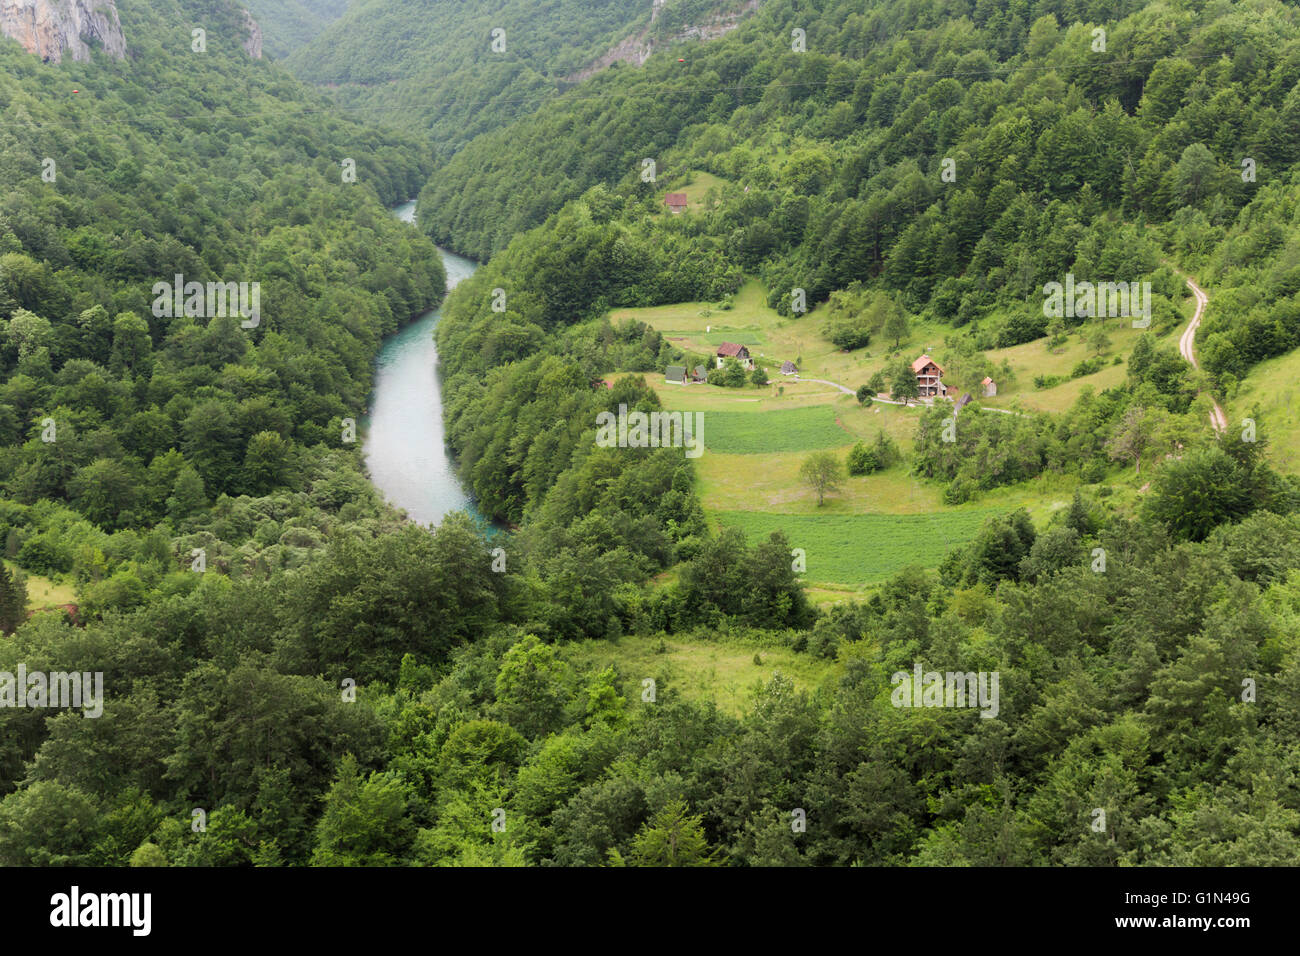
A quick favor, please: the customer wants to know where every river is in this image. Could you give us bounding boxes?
[362,200,481,527]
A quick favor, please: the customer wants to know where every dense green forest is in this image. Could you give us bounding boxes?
[286,0,761,157]
[414,0,1300,864]
[286,0,653,154]
[2,0,1300,868]
[418,0,1300,396]
[242,0,349,58]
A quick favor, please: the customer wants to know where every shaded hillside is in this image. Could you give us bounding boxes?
[285,0,754,155]
[241,0,349,58]
[417,0,1300,400]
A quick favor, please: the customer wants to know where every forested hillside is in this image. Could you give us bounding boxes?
[412,0,1300,865]
[286,0,754,155]
[2,0,1300,870]
[242,0,349,58]
[419,0,1300,407]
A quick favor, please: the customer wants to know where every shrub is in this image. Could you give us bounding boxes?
[16,535,73,575]
[1070,356,1106,378]
[827,321,871,350]
[995,310,1047,348]
[1080,459,1108,483]
[944,477,975,505]
[847,442,879,476]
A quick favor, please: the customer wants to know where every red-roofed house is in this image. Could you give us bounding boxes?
[911,355,947,397]
[664,192,688,214]
[716,342,753,369]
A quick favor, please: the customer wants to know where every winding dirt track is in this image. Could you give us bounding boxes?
[1178,277,1228,433]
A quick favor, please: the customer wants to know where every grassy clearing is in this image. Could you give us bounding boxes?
[715,509,1003,585]
[666,170,730,214]
[612,280,777,352]
[3,560,76,613]
[691,418,1086,515]
[668,329,771,349]
[626,279,1190,418]
[803,581,877,606]
[694,432,1082,519]
[563,632,838,717]
[1230,345,1300,474]
[978,319,1133,413]
[617,280,912,390]
[613,279,1164,590]
[698,457,939,513]
[624,277,1142,414]
[978,294,1189,413]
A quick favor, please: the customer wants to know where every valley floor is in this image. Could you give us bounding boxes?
[607,280,1210,599]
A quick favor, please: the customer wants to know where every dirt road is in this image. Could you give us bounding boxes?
[1178,277,1228,433]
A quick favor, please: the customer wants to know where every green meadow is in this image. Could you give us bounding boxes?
[714,509,1003,585]
[1230,345,1300,474]
[614,278,1174,597]
[2,559,76,614]
[690,406,855,454]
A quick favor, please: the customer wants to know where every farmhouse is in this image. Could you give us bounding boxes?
[664,192,688,214]
[665,365,687,385]
[716,342,753,370]
[982,376,997,397]
[911,354,947,397]
[780,360,798,375]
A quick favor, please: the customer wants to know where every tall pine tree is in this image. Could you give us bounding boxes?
[0,563,27,635]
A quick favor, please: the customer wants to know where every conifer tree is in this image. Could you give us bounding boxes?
[0,563,26,635]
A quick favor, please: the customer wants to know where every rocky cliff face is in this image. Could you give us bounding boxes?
[0,0,125,63]
[564,0,760,84]
[241,8,262,59]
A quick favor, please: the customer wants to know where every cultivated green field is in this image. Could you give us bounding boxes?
[714,509,1003,584]
[683,406,854,454]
